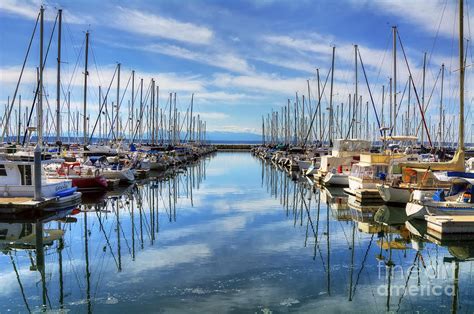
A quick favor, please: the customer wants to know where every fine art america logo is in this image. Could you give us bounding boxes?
[376,261,457,297]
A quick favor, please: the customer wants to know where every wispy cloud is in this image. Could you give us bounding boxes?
[195,111,230,120]
[143,43,254,74]
[113,7,213,45]
[212,72,307,95]
[0,0,93,24]
[348,0,458,38]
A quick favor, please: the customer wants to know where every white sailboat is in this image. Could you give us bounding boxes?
[406,0,468,219]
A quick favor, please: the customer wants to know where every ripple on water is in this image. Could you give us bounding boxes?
[279,297,300,307]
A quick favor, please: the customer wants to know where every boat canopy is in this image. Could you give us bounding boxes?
[433,171,474,185]
[331,139,371,157]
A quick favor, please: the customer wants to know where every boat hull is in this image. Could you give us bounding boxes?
[0,180,72,198]
[71,176,108,191]
[376,184,411,204]
[405,202,427,219]
[102,169,135,183]
[323,173,349,186]
[348,177,378,191]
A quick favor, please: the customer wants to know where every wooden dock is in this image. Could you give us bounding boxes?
[426,215,474,234]
[215,144,255,151]
[0,197,57,213]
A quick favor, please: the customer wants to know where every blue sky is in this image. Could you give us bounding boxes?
[0,0,472,139]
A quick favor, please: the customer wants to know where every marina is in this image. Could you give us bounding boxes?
[1,152,474,312]
[2,0,474,312]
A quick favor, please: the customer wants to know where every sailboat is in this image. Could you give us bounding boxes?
[406,0,469,218]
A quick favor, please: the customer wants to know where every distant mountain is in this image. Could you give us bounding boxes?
[207,131,261,143]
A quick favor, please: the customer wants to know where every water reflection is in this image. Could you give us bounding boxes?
[1,153,474,312]
[259,154,474,312]
[0,155,211,313]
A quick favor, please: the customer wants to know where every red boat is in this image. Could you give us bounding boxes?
[53,162,108,191]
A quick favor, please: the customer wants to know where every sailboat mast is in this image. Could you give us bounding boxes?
[189,93,194,142]
[116,63,121,141]
[459,0,465,150]
[393,26,397,135]
[131,70,135,140]
[354,45,358,139]
[56,9,62,142]
[38,6,44,144]
[421,52,426,146]
[83,31,89,145]
[329,46,335,145]
[17,96,21,143]
[439,64,445,148]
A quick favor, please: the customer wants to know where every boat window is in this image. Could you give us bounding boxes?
[392,164,402,175]
[18,165,32,185]
[0,165,6,176]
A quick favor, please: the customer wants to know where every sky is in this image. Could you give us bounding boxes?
[0,0,473,140]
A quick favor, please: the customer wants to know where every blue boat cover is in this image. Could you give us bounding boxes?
[432,189,446,202]
[55,186,78,198]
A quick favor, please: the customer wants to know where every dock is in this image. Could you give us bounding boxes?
[214,144,254,151]
[426,215,474,234]
[0,197,58,213]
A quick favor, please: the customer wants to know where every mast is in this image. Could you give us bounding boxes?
[17,96,21,143]
[151,79,155,145]
[83,31,89,145]
[393,26,397,135]
[34,6,44,202]
[189,93,194,142]
[140,78,143,142]
[459,0,465,150]
[389,78,392,133]
[329,46,335,145]
[317,69,322,142]
[131,70,135,140]
[439,64,445,148]
[381,85,385,126]
[67,91,70,143]
[156,85,160,144]
[421,52,426,146]
[56,9,62,141]
[38,6,44,144]
[116,63,121,141]
[354,45,358,139]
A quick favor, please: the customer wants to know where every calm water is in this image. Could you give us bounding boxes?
[1,152,474,313]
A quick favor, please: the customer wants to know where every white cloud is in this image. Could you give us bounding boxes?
[113,7,213,45]
[195,111,229,120]
[0,0,93,24]
[206,125,260,134]
[212,72,306,95]
[144,43,254,74]
[349,0,459,38]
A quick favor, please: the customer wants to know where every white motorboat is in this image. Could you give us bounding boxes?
[0,152,74,198]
